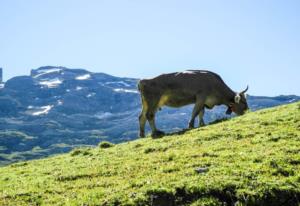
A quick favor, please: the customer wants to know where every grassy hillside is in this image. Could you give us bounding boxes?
[0,102,299,206]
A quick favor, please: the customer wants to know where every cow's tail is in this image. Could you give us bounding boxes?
[137,80,146,93]
[138,80,149,110]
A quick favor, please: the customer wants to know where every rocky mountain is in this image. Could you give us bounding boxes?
[0,66,299,165]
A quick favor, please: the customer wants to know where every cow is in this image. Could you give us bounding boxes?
[138,70,249,138]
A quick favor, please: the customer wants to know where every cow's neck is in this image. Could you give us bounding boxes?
[222,87,237,106]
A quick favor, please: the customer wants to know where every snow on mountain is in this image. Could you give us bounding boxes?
[94,112,113,119]
[33,68,62,78]
[39,78,63,88]
[26,105,54,116]
[113,88,139,93]
[75,74,91,80]
[76,86,83,91]
[57,100,63,105]
[105,81,131,87]
[86,93,96,98]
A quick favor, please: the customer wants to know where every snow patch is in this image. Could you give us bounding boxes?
[28,105,54,116]
[57,100,63,105]
[113,88,138,93]
[105,81,131,87]
[76,74,91,80]
[34,68,62,78]
[33,105,53,116]
[39,78,62,88]
[95,112,113,119]
[177,70,208,75]
[289,99,296,103]
[179,70,196,75]
[87,93,96,98]
[4,118,24,124]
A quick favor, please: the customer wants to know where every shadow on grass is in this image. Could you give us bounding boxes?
[208,117,229,125]
[151,117,230,139]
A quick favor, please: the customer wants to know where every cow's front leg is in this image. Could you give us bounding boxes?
[146,111,165,138]
[198,108,205,127]
[189,103,203,129]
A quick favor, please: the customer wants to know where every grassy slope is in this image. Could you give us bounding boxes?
[0,102,299,206]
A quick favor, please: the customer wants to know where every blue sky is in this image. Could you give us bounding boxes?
[0,0,299,96]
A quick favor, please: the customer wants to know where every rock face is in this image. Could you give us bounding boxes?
[0,66,299,165]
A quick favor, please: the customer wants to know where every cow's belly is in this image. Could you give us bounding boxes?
[158,93,220,109]
[158,94,194,108]
[204,96,220,109]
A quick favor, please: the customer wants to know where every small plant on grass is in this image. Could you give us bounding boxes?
[144,147,156,154]
[70,148,92,156]
[99,141,114,148]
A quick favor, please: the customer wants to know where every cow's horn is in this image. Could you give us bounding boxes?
[240,85,249,94]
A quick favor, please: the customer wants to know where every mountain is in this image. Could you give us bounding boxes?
[0,102,299,205]
[0,66,299,165]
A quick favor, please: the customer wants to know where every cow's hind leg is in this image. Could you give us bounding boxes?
[139,110,147,138]
[146,110,164,138]
[189,96,205,129]
[198,108,205,127]
[139,95,149,138]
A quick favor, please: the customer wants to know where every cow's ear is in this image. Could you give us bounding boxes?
[226,107,232,115]
[234,94,241,103]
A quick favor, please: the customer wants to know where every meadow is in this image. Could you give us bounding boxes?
[0,102,299,205]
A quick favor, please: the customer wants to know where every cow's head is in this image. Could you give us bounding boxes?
[226,86,249,115]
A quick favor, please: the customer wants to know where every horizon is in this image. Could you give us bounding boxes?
[1,1,300,96]
[1,65,299,98]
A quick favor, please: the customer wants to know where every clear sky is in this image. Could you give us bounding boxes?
[0,0,299,96]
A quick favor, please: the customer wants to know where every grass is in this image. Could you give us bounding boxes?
[0,102,299,206]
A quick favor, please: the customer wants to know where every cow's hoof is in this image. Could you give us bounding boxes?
[188,125,194,129]
[151,130,165,138]
[188,122,195,129]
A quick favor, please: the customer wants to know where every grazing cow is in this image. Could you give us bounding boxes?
[138,70,249,137]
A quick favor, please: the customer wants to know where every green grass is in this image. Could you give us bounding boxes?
[0,102,299,206]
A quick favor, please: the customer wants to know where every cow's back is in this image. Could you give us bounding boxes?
[138,70,227,108]
[152,70,224,91]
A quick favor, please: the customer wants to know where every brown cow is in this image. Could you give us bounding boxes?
[138,70,249,137]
